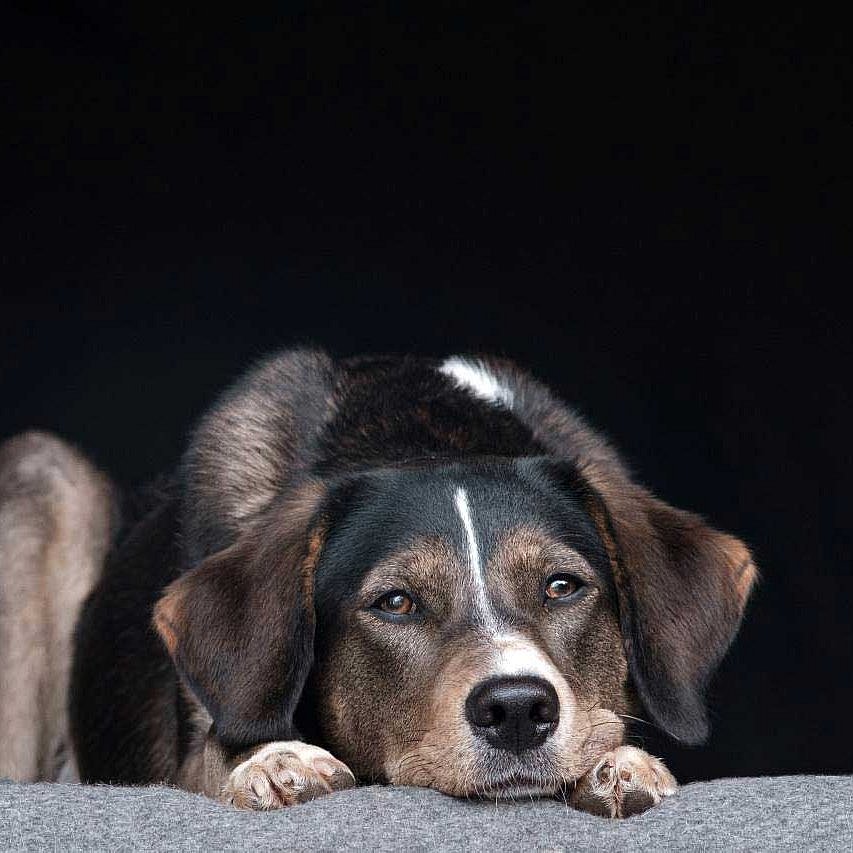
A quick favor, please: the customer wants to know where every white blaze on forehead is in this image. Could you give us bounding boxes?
[439,356,515,408]
[492,634,561,680]
[453,486,498,631]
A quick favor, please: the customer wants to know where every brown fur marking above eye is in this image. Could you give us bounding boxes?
[490,525,596,578]
[358,535,461,609]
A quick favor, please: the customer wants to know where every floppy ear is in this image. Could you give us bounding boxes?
[590,486,757,744]
[153,484,326,751]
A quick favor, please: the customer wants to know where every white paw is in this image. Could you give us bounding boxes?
[221,741,356,810]
[571,745,677,818]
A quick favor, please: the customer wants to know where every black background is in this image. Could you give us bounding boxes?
[3,4,851,782]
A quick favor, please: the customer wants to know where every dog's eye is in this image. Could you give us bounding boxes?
[544,573,582,601]
[375,591,417,615]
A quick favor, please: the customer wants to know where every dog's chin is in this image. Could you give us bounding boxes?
[424,759,570,800]
[470,779,562,800]
[389,741,580,800]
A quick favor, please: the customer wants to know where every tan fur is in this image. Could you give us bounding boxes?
[151,591,180,656]
[0,431,115,781]
[297,487,329,604]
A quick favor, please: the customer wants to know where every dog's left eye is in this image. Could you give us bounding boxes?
[544,573,583,601]
[374,591,417,615]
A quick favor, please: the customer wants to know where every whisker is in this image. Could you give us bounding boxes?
[615,713,653,725]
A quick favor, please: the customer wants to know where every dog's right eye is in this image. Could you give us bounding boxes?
[373,591,417,616]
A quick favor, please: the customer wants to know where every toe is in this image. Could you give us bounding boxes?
[294,776,334,804]
[312,756,357,792]
[596,759,615,785]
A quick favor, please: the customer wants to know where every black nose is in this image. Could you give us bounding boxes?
[465,676,559,754]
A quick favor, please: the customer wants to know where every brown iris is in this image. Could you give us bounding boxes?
[545,574,580,599]
[377,591,416,615]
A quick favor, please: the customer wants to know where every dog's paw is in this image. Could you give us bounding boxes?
[221,741,356,810]
[570,745,677,818]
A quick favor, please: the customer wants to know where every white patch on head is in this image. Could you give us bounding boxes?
[439,357,514,408]
[492,635,560,680]
[453,486,498,631]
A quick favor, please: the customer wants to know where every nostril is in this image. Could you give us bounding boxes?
[531,697,559,724]
[477,703,506,727]
[488,704,506,726]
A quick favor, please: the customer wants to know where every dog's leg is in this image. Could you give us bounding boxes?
[0,432,115,782]
[180,728,356,809]
[570,745,678,818]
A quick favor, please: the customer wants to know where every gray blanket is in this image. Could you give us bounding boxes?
[2,776,851,851]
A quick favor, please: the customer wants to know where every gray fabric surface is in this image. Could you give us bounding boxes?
[1,776,851,852]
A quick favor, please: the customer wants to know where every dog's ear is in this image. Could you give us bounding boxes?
[589,485,757,744]
[153,483,326,751]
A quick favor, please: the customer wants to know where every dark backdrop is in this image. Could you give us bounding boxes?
[3,4,851,783]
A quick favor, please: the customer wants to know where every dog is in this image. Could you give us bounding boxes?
[0,350,756,818]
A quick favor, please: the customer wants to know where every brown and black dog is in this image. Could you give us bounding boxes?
[0,351,756,818]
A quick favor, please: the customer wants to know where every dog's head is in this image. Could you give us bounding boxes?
[154,458,754,797]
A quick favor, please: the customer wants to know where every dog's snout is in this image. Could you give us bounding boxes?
[465,676,559,754]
